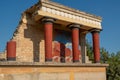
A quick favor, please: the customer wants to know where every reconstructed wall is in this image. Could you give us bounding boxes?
[0,67,106,80]
[0,62,107,80]
[12,13,44,62]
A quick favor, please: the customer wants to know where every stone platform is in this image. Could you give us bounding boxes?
[0,62,108,80]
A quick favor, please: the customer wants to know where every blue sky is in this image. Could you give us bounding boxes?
[0,0,120,53]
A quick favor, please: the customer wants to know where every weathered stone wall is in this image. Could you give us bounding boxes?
[13,24,44,62]
[11,13,45,62]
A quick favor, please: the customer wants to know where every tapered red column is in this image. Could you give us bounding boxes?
[42,18,55,62]
[69,24,80,62]
[7,41,16,61]
[92,29,101,63]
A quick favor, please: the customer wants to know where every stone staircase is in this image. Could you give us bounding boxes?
[0,52,6,61]
[85,56,92,63]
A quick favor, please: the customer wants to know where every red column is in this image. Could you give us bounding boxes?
[42,18,55,62]
[7,41,16,61]
[92,30,100,63]
[69,24,80,62]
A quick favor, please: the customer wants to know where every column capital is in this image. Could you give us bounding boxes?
[42,17,56,24]
[68,24,81,29]
[90,28,102,33]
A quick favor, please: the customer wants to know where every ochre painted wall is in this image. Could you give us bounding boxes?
[0,66,106,80]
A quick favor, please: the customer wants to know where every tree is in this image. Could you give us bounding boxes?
[107,52,120,80]
[100,48,109,63]
[86,41,94,62]
[86,42,120,80]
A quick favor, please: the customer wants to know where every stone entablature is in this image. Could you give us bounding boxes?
[31,0,102,30]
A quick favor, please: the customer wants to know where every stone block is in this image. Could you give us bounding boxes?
[74,72,106,80]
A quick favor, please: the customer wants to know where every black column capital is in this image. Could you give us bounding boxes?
[41,17,56,24]
[68,24,81,30]
[90,28,102,33]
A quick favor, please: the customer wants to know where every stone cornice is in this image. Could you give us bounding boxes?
[40,0,102,22]
[0,62,108,67]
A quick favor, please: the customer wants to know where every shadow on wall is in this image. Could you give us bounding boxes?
[53,29,73,62]
[24,22,44,62]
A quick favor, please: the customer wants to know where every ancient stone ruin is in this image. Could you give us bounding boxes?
[0,0,108,80]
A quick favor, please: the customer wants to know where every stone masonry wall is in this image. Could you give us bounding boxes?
[11,13,45,62]
[0,62,107,80]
